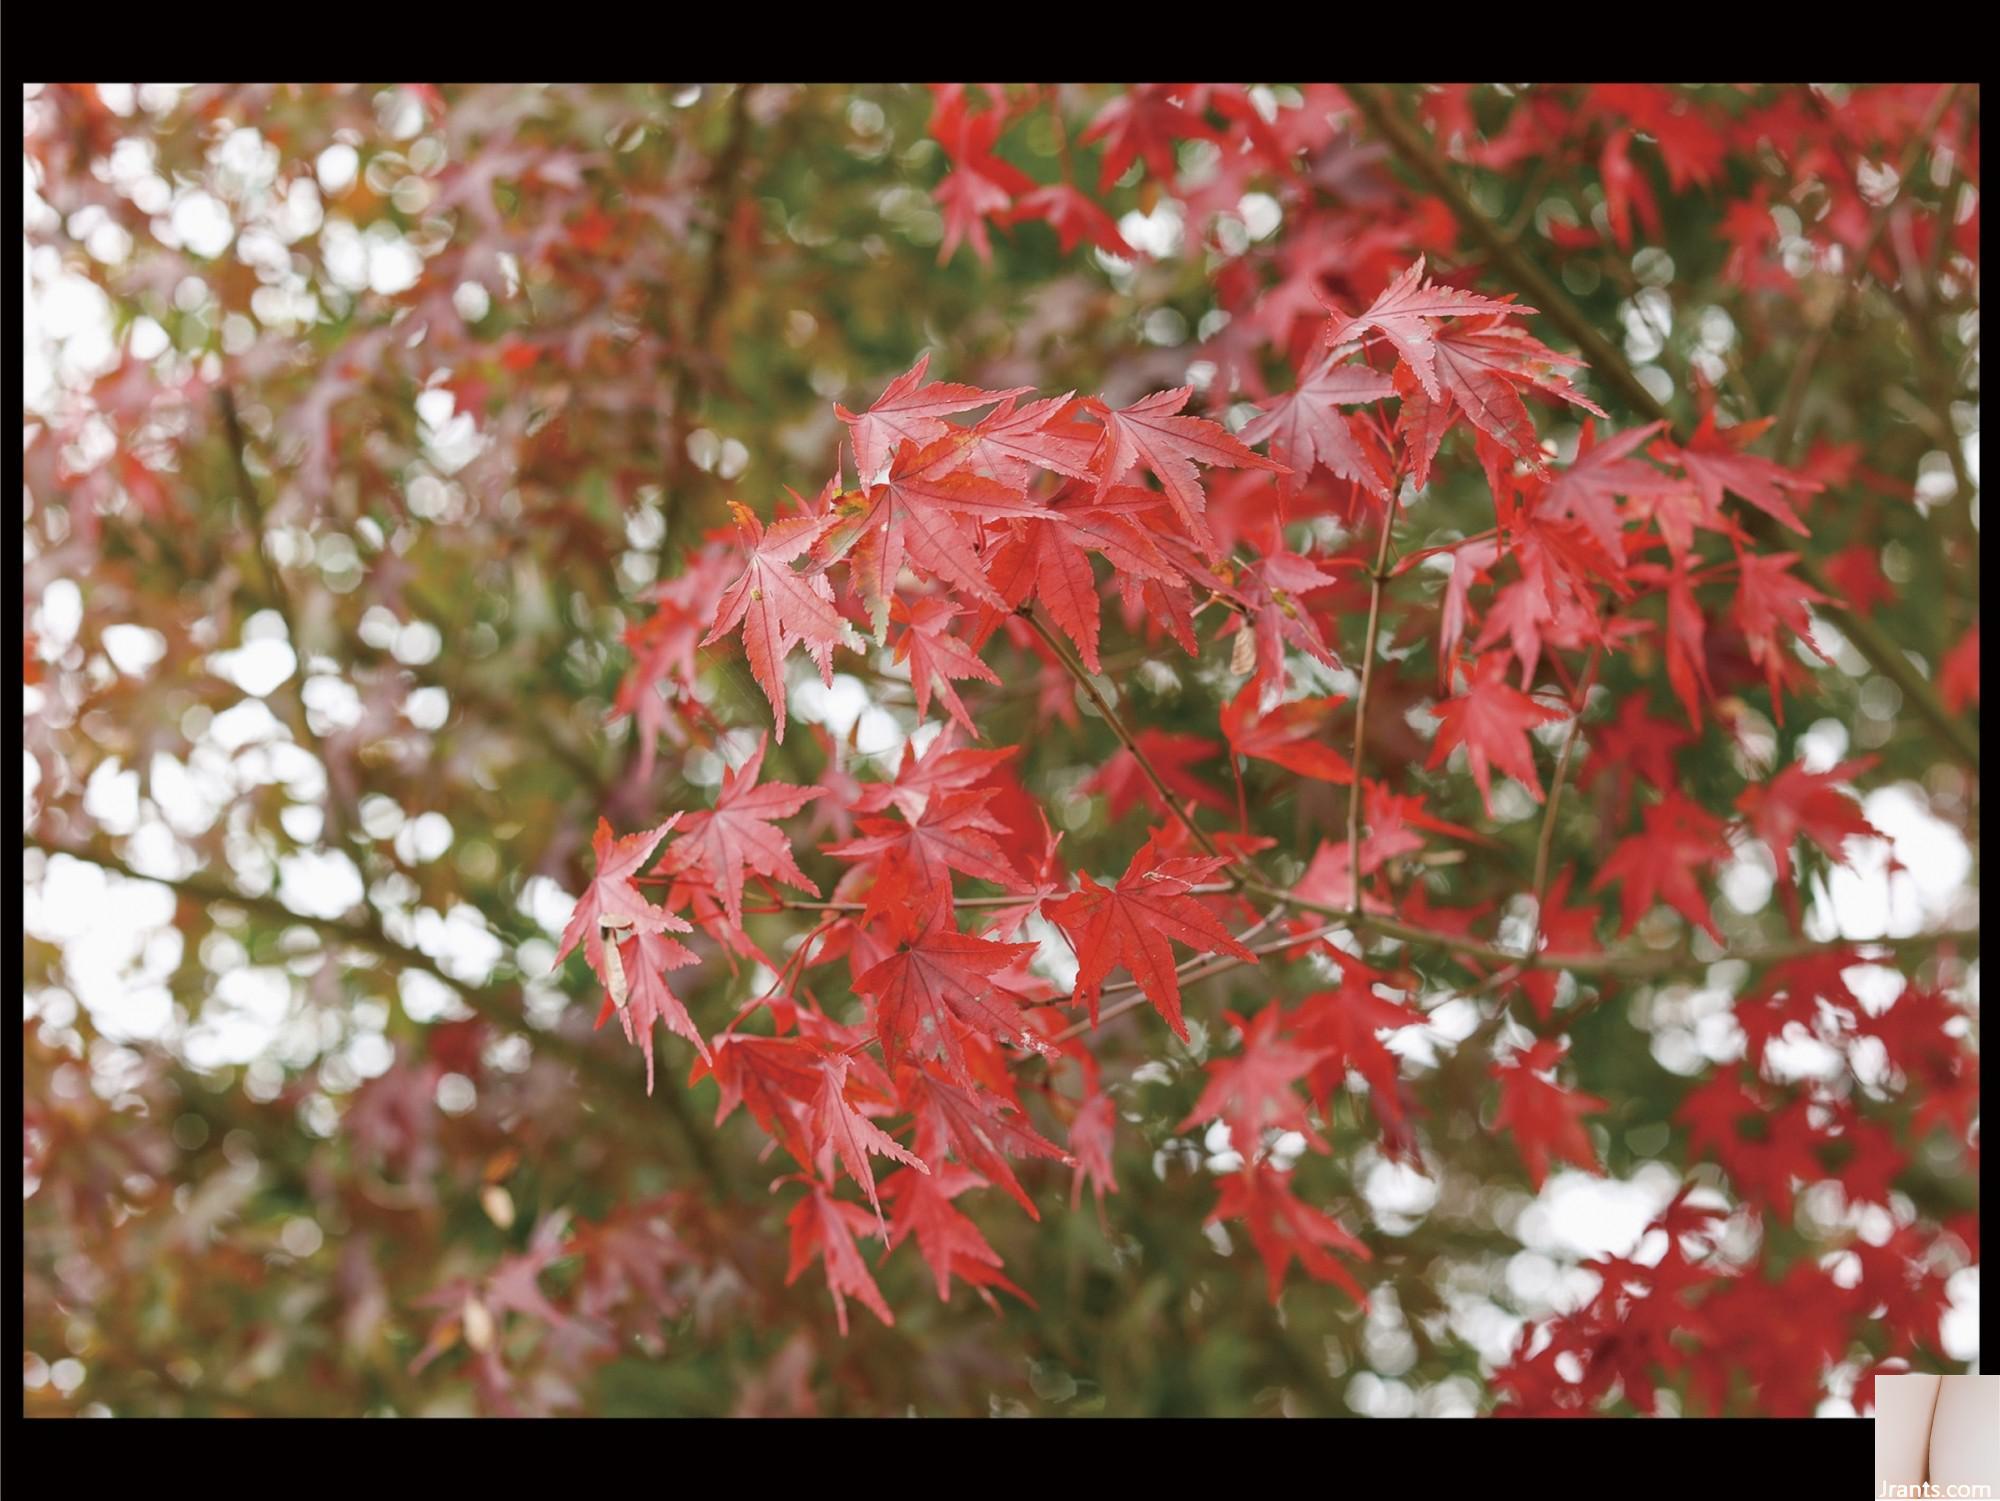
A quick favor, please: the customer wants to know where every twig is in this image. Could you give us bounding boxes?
[1018,604,1225,862]
[1523,641,1602,962]
[1346,497,1400,915]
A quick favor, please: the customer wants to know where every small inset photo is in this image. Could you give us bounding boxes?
[1877,1375,2000,1497]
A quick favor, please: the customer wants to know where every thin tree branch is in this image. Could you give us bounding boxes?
[1346,498,1400,915]
[1018,603,1225,862]
[1771,84,1961,459]
[23,834,730,1188]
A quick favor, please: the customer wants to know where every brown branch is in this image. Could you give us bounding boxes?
[1018,603,1225,862]
[1523,641,1602,961]
[213,386,334,775]
[656,83,758,576]
[1346,498,1400,915]
[1340,82,1979,774]
[23,834,730,1188]
[1771,84,1961,459]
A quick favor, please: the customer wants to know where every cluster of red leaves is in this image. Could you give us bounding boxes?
[594,226,1930,1335]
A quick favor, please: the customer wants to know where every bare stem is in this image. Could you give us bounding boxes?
[1347,499,1400,915]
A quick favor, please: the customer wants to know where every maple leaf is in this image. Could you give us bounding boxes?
[1080,728,1230,823]
[1078,83,1220,192]
[882,1162,1034,1308]
[591,927,705,1095]
[1089,386,1286,559]
[552,816,690,992]
[1206,1163,1371,1305]
[1426,653,1569,816]
[1318,257,1533,400]
[1067,1088,1120,1216]
[811,1053,928,1237]
[650,733,824,934]
[823,435,1043,640]
[849,729,1018,824]
[1396,320,1605,488]
[1220,679,1354,782]
[1294,965,1425,1152]
[1009,183,1132,257]
[890,595,999,737]
[1179,1007,1331,1155]
[834,354,1029,484]
[1938,623,1980,714]
[978,485,1176,673]
[1232,548,1352,709]
[1593,791,1731,944]
[929,392,1100,487]
[1045,836,1254,1040]
[695,1034,822,1168]
[1730,549,1830,716]
[1735,756,1882,911]
[1237,350,1396,498]
[1493,1040,1609,1190]
[851,922,1049,1085]
[1660,410,1818,537]
[904,1065,1074,1220]
[830,788,1027,926]
[702,502,854,742]
[1540,420,1677,556]
[784,1177,894,1335]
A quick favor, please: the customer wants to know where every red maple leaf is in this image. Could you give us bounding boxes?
[1660,409,1819,537]
[1593,790,1732,943]
[1088,386,1286,559]
[1426,653,1569,816]
[834,353,1029,483]
[1206,1163,1371,1305]
[695,1033,822,1168]
[978,484,1176,673]
[1730,549,1830,717]
[890,596,999,737]
[904,1065,1073,1220]
[1319,257,1533,400]
[1493,1039,1609,1189]
[822,434,1043,639]
[1044,836,1254,1040]
[830,788,1026,927]
[1735,756,1882,911]
[1219,680,1354,782]
[1079,729,1229,822]
[1540,420,1677,556]
[702,502,852,742]
[552,816,690,993]
[810,1052,927,1237]
[1237,350,1395,498]
[1396,319,1605,488]
[591,927,704,1095]
[1009,183,1132,257]
[1938,623,1980,714]
[651,734,824,933]
[784,1177,894,1335]
[1179,1007,1331,1155]
[881,1161,1033,1307]
[851,921,1049,1084]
